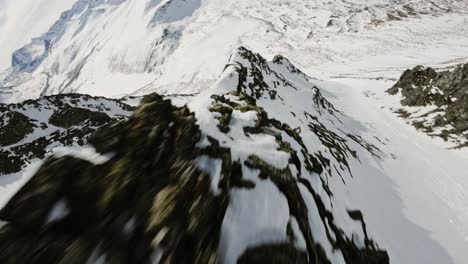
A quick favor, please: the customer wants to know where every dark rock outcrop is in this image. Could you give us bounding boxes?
[387,63,468,147]
[0,94,132,175]
[49,106,112,128]
[237,244,308,264]
[0,93,388,263]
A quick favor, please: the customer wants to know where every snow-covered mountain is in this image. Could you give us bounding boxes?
[0,0,75,72]
[1,1,468,264]
[1,0,468,103]
[1,47,392,264]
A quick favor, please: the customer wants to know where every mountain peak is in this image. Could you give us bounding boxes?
[0,47,389,263]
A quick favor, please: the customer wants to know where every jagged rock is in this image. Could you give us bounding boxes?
[0,94,132,175]
[388,63,468,107]
[387,66,441,106]
[0,95,228,263]
[387,63,468,147]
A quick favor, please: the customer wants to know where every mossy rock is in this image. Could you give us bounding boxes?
[388,63,468,146]
[0,95,228,263]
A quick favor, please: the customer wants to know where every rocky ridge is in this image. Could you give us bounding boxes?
[0,94,133,175]
[387,63,468,147]
[0,47,389,263]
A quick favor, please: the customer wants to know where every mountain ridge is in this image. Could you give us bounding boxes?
[1,0,468,103]
[0,46,390,263]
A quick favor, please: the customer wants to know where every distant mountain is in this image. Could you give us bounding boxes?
[0,0,75,71]
[1,0,467,103]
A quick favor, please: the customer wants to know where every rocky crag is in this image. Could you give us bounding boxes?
[0,94,133,175]
[387,63,468,147]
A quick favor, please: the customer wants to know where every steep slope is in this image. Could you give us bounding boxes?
[0,47,390,263]
[1,0,467,103]
[326,74,468,264]
[0,0,75,71]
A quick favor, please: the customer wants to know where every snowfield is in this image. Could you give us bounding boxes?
[1,0,468,263]
[1,0,467,102]
[324,77,468,264]
[0,0,75,72]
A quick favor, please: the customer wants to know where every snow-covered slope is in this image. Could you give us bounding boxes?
[0,0,75,71]
[324,76,468,264]
[1,0,468,103]
[2,46,468,264]
[0,93,132,175]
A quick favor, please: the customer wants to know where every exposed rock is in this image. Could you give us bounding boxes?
[387,63,468,147]
[49,106,111,128]
[0,111,35,147]
[0,152,23,176]
[0,94,132,175]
